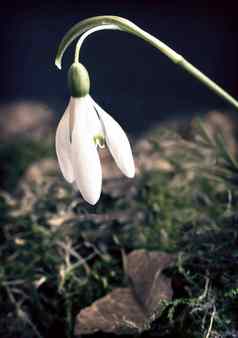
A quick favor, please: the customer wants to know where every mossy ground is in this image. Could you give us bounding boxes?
[1,117,238,338]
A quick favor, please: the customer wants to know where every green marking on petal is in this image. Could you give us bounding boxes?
[93,134,105,149]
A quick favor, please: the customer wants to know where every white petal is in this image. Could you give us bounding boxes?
[85,95,104,138]
[71,97,102,205]
[90,97,135,178]
[55,99,74,183]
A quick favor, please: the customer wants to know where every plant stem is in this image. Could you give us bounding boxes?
[74,24,119,63]
[55,15,238,110]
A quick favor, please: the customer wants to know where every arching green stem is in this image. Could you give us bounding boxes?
[74,24,119,63]
[55,15,238,110]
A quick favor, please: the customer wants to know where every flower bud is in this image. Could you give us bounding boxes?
[68,62,90,97]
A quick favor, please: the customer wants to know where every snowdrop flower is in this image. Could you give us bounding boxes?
[55,62,135,205]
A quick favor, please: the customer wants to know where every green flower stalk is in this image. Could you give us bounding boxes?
[55,15,238,110]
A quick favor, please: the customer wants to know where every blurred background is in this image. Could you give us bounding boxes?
[2,2,238,337]
[1,0,238,133]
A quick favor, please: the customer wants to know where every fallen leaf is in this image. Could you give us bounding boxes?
[74,249,175,336]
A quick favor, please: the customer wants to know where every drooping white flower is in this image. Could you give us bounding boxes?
[55,62,135,205]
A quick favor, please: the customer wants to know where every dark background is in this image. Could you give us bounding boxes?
[1,0,238,133]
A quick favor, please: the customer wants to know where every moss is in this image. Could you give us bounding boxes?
[0,137,54,191]
[1,118,238,337]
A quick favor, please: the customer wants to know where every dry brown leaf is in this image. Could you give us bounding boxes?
[74,249,175,336]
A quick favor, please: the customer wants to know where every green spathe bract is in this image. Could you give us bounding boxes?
[68,62,90,97]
